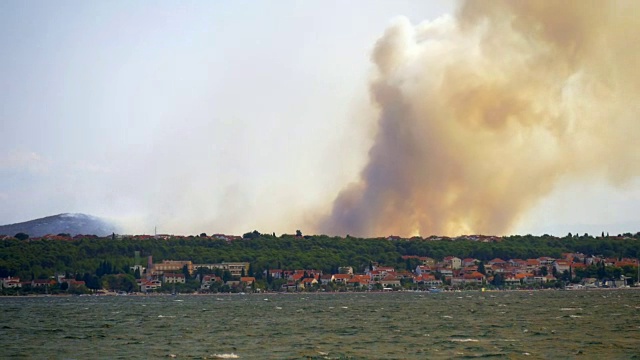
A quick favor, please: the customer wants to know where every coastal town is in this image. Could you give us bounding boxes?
[2,250,638,295]
[103,252,640,293]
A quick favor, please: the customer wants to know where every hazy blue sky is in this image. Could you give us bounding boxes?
[1,1,638,236]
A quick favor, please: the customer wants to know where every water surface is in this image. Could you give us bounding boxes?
[1,290,639,359]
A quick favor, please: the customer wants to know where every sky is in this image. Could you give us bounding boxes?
[1,1,639,237]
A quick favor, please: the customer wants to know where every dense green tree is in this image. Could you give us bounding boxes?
[222,270,232,283]
[477,261,486,275]
[491,273,504,287]
[14,233,29,241]
[540,266,548,276]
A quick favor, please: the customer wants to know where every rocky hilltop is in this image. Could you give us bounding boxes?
[0,213,118,237]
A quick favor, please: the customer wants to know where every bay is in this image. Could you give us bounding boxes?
[1,290,639,359]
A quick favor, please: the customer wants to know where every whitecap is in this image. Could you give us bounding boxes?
[450,339,478,342]
[211,353,239,359]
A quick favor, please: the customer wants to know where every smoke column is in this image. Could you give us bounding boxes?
[318,1,640,237]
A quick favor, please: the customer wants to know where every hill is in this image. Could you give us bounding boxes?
[0,213,119,237]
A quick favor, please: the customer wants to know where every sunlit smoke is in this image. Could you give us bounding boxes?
[317,1,640,237]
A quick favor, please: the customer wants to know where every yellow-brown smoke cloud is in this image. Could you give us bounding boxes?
[317,1,640,237]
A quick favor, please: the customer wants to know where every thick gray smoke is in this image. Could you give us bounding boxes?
[317,1,640,237]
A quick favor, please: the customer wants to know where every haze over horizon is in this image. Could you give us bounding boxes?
[1,1,639,238]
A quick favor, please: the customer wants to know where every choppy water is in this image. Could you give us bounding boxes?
[1,290,639,359]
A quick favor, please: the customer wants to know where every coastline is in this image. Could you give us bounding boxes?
[2,286,638,298]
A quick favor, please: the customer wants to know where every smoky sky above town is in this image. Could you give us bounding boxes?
[1,1,639,237]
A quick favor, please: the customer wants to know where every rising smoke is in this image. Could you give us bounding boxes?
[318,1,640,237]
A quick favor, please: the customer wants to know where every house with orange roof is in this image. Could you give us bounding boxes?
[553,260,571,273]
[66,279,86,287]
[514,273,535,284]
[462,266,478,274]
[375,266,396,274]
[571,262,587,270]
[415,265,432,275]
[367,270,386,281]
[202,275,222,283]
[300,278,318,288]
[200,275,222,291]
[1,277,21,289]
[452,271,485,286]
[396,270,414,279]
[347,275,371,288]
[414,274,443,288]
[299,278,318,289]
[140,279,162,292]
[526,259,541,271]
[488,258,506,266]
[240,277,256,286]
[462,258,477,267]
[503,275,521,286]
[378,274,401,288]
[332,274,352,284]
[31,279,55,288]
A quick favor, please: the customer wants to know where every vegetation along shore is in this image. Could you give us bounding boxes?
[1,231,639,295]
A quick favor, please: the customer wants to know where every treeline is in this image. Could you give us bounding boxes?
[1,232,639,281]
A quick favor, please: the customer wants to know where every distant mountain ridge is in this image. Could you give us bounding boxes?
[0,213,119,237]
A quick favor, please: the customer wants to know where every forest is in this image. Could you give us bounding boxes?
[1,231,639,282]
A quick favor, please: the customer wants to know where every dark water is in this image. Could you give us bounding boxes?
[1,290,639,359]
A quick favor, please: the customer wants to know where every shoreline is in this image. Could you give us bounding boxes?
[2,286,639,298]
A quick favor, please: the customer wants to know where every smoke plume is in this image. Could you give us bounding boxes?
[318,1,640,237]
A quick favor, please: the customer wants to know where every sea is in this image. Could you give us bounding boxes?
[1,290,639,359]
